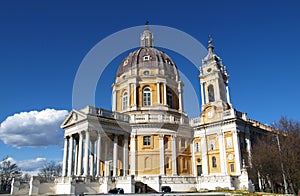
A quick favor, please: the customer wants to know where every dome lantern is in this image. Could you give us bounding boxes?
[140,21,154,47]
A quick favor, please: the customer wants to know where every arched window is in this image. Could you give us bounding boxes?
[143,87,152,106]
[212,156,217,168]
[122,92,128,110]
[208,85,215,102]
[167,90,173,108]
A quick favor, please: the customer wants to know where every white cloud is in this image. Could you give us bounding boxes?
[1,157,49,174]
[0,156,16,164]
[0,109,68,147]
[18,157,47,171]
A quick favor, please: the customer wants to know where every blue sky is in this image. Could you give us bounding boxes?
[0,0,300,172]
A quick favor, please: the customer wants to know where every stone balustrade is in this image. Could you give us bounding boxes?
[83,106,130,122]
[130,113,189,125]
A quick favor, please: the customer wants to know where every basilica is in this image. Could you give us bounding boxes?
[28,25,274,195]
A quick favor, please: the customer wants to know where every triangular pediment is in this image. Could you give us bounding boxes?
[60,110,87,129]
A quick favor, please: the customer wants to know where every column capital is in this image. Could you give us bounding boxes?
[232,130,240,134]
[97,133,103,139]
[78,131,84,136]
[130,134,136,139]
[159,134,164,139]
[123,134,129,140]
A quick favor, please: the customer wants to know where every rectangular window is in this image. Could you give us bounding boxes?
[226,137,232,148]
[143,136,151,146]
[182,158,187,169]
[166,157,170,169]
[230,164,235,172]
[181,138,186,148]
[195,142,200,152]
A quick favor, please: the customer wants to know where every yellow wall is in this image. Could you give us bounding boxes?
[129,135,192,176]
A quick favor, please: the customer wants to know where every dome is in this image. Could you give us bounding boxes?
[112,23,184,114]
[116,47,178,77]
[116,24,179,81]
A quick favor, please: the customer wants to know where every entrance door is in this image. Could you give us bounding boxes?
[197,165,202,176]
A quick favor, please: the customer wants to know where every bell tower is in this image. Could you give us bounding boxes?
[199,37,231,121]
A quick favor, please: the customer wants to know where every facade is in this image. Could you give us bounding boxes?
[24,25,275,195]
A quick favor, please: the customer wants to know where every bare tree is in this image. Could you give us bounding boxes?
[0,157,22,192]
[273,117,300,194]
[250,117,300,194]
[251,135,281,193]
[38,161,62,182]
[21,173,31,182]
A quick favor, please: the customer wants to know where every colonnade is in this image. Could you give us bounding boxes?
[62,131,130,178]
[62,130,185,177]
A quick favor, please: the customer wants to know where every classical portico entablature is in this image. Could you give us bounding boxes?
[61,109,87,129]
[130,125,192,138]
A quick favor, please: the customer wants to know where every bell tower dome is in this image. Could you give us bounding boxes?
[199,37,231,121]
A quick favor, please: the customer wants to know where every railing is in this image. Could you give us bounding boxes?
[161,176,197,184]
[130,113,189,125]
[190,109,248,126]
[85,106,130,122]
[190,117,201,126]
[83,106,190,125]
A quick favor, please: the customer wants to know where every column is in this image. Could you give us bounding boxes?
[84,131,90,176]
[96,134,102,177]
[178,82,183,112]
[90,141,95,177]
[232,130,241,175]
[159,135,165,175]
[171,135,177,175]
[113,135,118,177]
[201,135,208,175]
[215,80,221,101]
[130,135,136,175]
[112,87,116,111]
[104,140,109,177]
[74,138,79,176]
[123,135,129,176]
[218,132,227,174]
[127,83,131,108]
[157,82,160,104]
[200,82,205,106]
[163,83,167,105]
[226,84,231,104]
[245,128,252,167]
[67,135,74,176]
[191,140,196,176]
[133,83,137,106]
[62,137,68,177]
[77,131,83,176]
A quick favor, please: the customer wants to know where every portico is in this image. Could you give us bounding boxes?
[60,106,131,179]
